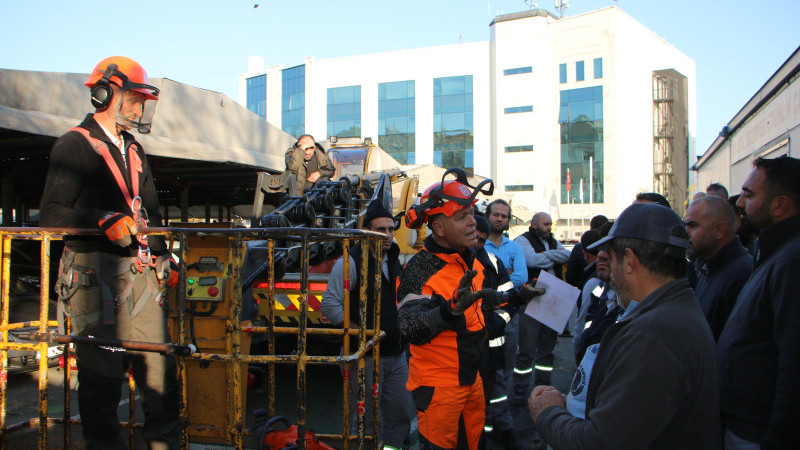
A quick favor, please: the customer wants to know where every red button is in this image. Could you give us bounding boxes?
[207,287,219,297]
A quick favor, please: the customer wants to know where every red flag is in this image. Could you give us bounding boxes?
[566,168,572,192]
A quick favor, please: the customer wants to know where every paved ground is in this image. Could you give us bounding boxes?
[487,330,578,450]
[4,320,578,449]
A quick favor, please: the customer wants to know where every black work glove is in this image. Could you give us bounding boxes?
[510,283,547,306]
[443,270,498,316]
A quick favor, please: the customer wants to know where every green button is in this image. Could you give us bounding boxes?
[188,278,195,285]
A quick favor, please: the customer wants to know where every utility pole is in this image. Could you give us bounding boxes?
[555,0,569,17]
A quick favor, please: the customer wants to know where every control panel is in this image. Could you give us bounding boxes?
[185,256,226,302]
[186,275,224,302]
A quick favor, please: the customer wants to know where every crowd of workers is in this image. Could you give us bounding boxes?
[37,55,799,450]
[320,152,799,450]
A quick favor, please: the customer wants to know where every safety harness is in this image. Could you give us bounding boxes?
[70,126,156,272]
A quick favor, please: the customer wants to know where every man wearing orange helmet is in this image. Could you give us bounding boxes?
[40,56,179,449]
[397,169,497,449]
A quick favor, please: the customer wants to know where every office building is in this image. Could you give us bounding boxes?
[239,7,695,237]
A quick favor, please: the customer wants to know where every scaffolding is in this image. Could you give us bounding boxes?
[652,70,690,214]
[653,73,676,206]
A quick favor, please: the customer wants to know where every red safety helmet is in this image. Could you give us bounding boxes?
[405,168,494,228]
[85,56,158,100]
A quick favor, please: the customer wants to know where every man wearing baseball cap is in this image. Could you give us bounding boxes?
[529,203,720,449]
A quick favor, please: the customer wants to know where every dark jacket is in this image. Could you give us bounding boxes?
[717,215,800,448]
[565,242,587,288]
[39,114,166,256]
[537,279,720,450]
[348,242,403,355]
[575,291,622,364]
[284,145,335,194]
[694,238,753,341]
[475,247,511,371]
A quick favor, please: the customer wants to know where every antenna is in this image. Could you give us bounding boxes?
[524,0,538,9]
[555,0,569,17]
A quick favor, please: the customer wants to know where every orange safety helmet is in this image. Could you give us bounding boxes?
[85,56,159,133]
[421,180,477,218]
[85,56,158,100]
[405,168,494,228]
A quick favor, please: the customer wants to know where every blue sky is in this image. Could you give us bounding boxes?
[1,0,798,157]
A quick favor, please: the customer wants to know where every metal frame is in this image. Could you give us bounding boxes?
[0,226,386,449]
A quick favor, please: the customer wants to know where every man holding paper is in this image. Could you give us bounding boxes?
[512,212,571,405]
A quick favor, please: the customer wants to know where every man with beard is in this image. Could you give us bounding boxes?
[684,195,752,341]
[484,200,527,289]
[530,203,720,449]
[727,194,758,254]
[511,212,570,405]
[718,156,800,449]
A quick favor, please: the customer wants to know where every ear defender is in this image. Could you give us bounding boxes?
[404,196,443,229]
[404,205,426,229]
[90,64,118,111]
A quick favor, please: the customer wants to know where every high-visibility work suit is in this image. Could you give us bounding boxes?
[396,236,486,449]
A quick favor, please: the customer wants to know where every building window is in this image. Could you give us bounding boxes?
[559,63,567,84]
[327,85,361,138]
[246,74,266,119]
[379,80,415,165]
[504,66,532,76]
[434,75,473,172]
[594,58,603,79]
[506,185,534,192]
[504,106,533,114]
[281,65,305,138]
[576,61,585,82]
[560,86,604,204]
[505,145,533,153]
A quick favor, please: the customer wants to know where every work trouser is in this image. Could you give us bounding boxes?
[346,352,413,449]
[412,376,484,450]
[513,314,557,400]
[480,331,513,434]
[484,366,514,433]
[57,249,180,449]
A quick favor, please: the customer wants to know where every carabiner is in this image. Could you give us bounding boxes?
[130,196,143,215]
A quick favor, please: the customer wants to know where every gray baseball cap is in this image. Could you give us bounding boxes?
[587,203,689,251]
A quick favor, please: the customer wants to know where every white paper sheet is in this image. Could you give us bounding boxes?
[524,270,581,332]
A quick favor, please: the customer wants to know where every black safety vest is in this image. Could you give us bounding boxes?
[521,230,564,281]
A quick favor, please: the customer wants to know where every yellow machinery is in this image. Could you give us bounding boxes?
[0,139,424,449]
[165,222,252,444]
